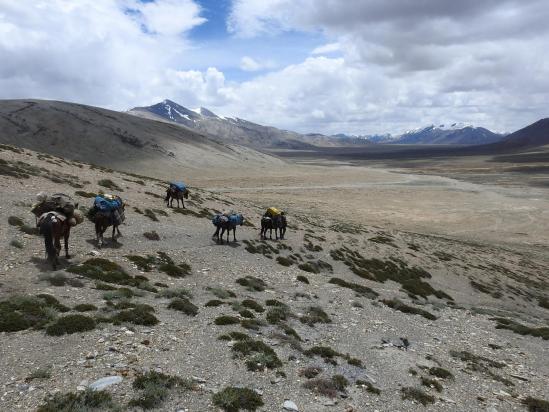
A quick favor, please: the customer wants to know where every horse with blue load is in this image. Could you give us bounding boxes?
[91,194,125,248]
[165,181,189,208]
[212,212,245,244]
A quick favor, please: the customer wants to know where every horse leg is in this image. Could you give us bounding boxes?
[219,227,225,244]
[182,199,185,209]
[64,227,71,258]
[213,226,220,238]
[112,225,117,242]
[233,228,237,242]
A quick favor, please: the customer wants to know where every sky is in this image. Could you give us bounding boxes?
[0,0,548,135]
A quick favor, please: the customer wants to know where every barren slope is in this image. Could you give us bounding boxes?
[1,144,548,411]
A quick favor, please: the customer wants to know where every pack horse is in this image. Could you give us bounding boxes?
[165,182,189,208]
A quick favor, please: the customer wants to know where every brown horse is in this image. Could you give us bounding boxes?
[165,186,189,208]
[95,205,125,248]
[39,212,72,270]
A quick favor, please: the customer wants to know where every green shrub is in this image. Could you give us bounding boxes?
[215,315,240,325]
[168,298,198,316]
[492,317,549,340]
[401,387,435,405]
[429,367,453,379]
[205,299,225,307]
[37,389,118,412]
[212,387,264,412]
[420,377,443,392]
[67,258,136,286]
[328,277,378,299]
[158,263,191,278]
[8,216,24,226]
[241,299,264,313]
[144,209,158,221]
[296,275,309,284]
[236,276,267,292]
[74,191,96,198]
[522,396,549,412]
[143,231,160,241]
[158,288,192,299]
[113,306,158,326]
[10,239,24,249]
[73,304,97,312]
[382,298,437,320]
[97,179,122,191]
[130,371,194,410]
[207,287,236,299]
[300,306,331,326]
[46,315,96,336]
[0,295,63,332]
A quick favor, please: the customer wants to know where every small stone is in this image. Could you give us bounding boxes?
[89,376,123,391]
[283,400,299,411]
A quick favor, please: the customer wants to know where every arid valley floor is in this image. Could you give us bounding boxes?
[1,144,548,411]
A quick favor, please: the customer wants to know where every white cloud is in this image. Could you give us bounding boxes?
[311,42,341,55]
[239,56,275,71]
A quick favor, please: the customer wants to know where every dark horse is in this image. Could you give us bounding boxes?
[165,186,189,208]
[39,212,72,270]
[260,215,281,240]
[95,204,125,248]
[213,213,244,244]
[260,213,287,240]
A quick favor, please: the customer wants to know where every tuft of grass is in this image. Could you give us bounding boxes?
[296,275,309,284]
[0,295,64,332]
[300,306,331,327]
[491,317,549,340]
[144,209,158,221]
[37,389,118,412]
[113,306,159,326]
[215,315,240,325]
[298,260,333,274]
[143,231,160,241]
[239,309,255,318]
[382,298,437,320]
[205,299,225,307]
[401,387,435,406]
[10,239,24,249]
[97,179,123,191]
[241,319,267,330]
[236,276,267,292]
[304,346,341,364]
[45,314,96,336]
[130,371,194,410]
[219,331,251,341]
[8,216,24,226]
[168,298,198,316]
[26,367,52,382]
[522,397,549,412]
[67,258,136,286]
[276,256,294,267]
[329,277,378,299]
[159,262,191,278]
[266,306,291,324]
[39,272,84,288]
[420,376,443,392]
[303,375,345,398]
[449,350,513,386]
[126,255,156,272]
[212,387,264,412]
[299,366,322,379]
[429,367,453,379]
[232,338,282,371]
[20,224,40,235]
[73,303,97,312]
[207,287,236,299]
[242,299,265,313]
[103,287,134,300]
[331,374,349,391]
[74,190,96,198]
[158,288,192,299]
[356,380,381,394]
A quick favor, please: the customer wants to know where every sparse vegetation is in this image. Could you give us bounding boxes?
[39,272,84,288]
[215,315,240,325]
[300,306,331,326]
[298,260,333,274]
[205,299,225,307]
[26,366,52,382]
[168,298,198,316]
[299,366,322,378]
[429,367,453,379]
[73,303,97,312]
[296,275,309,284]
[97,179,123,191]
[207,287,237,299]
[143,230,160,241]
[236,276,267,292]
[67,258,138,286]
[10,239,24,249]
[113,306,159,326]
[130,371,194,410]
[420,376,443,392]
[242,299,264,313]
[401,387,435,405]
[0,295,65,332]
[158,288,192,299]
[144,208,158,221]
[8,215,24,226]
[37,389,118,412]
[232,337,282,371]
[303,375,348,398]
[45,314,96,336]
[382,298,437,320]
[212,387,264,412]
[74,190,96,198]
[329,277,379,299]
[492,317,549,340]
[522,396,549,412]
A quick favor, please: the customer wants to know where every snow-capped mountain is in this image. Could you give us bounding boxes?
[130,100,366,149]
[392,124,506,145]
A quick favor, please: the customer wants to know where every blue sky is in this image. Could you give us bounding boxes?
[1,0,548,135]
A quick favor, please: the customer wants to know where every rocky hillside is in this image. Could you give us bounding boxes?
[392,124,505,145]
[0,99,282,179]
[130,100,369,149]
[1,144,548,411]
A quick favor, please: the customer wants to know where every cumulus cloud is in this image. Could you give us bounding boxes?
[225,0,549,133]
[239,56,275,72]
[0,0,221,109]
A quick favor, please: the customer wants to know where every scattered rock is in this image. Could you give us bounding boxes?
[283,400,298,411]
[88,375,123,391]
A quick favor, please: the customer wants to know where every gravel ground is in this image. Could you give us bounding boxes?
[0,145,548,412]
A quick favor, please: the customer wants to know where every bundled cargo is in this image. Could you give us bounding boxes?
[170,182,187,192]
[265,207,281,217]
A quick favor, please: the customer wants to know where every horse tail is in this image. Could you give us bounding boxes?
[40,215,56,260]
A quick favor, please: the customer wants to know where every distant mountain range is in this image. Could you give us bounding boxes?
[130,100,366,150]
[130,100,509,148]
